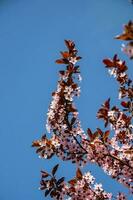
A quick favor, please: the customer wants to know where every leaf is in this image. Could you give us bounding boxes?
[32,140,40,147]
[115,34,133,41]
[103,130,110,142]
[60,51,70,58]
[97,128,103,136]
[113,54,118,61]
[93,131,99,140]
[50,189,57,197]
[41,170,49,178]
[64,40,75,50]
[124,149,133,154]
[121,101,129,108]
[76,56,82,60]
[52,164,59,176]
[103,59,114,67]
[70,187,76,192]
[40,179,46,189]
[40,186,46,190]
[68,179,77,185]
[117,61,127,72]
[76,168,82,179]
[105,120,109,128]
[36,147,43,153]
[41,134,46,140]
[104,98,110,109]
[87,128,93,140]
[72,83,78,89]
[115,21,133,40]
[56,177,65,185]
[55,59,65,64]
[45,188,52,197]
[71,117,76,126]
[59,70,65,75]
[74,66,80,73]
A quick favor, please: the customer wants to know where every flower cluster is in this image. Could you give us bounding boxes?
[40,165,113,200]
[95,55,133,193]
[103,54,128,85]
[64,168,112,200]
[33,40,133,199]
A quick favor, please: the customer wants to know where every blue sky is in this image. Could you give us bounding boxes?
[0,0,133,200]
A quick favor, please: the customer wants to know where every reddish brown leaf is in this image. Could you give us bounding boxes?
[72,83,77,89]
[56,177,65,185]
[60,51,70,58]
[32,140,40,147]
[105,120,109,128]
[103,59,114,67]
[103,130,110,142]
[70,187,76,192]
[124,149,133,154]
[87,128,93,140]
[76,168,82,179]
[50,190,57,198]
[97,128,103,136]
[76,56,82,60]
[52,164,59,176]
[41,134,46,140]
[68,179,77,185]
[121,101,130,108]
[59,70,65,75]
[36,147,43,153]
[117,62,127,72]
[115,34,133,41]
[41,170,49,178]
[40,186,46,190]
[55,59,65,64]
[104,98,110,109]
[64,40,75,50]
[45,188,52,197]
[93,131,99,140]
[115,21,133,40]
[113,54,118,61]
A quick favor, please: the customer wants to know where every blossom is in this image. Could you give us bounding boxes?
[122,42,133,59]
[108,68,117,77]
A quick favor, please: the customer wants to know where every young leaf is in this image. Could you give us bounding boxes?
[71,117,76,126]
[121,101,130,108]
[32,140,40,147]
[103,130,110,142]
[76,168,82,179]
[60,51,70,58]
[97,128,103,136]
[87,128,93,140]
[41,170,49,178]
[76,56,82,60]
[68,179,77,185]
[40,186,46,190]
[45,188,52,197]
[103,59,114,67]
[56,177,65,185]
[104,98,110,109]
[55,59,65,64]
[52,164,59,176]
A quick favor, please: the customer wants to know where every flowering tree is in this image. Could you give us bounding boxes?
[32,22,133,200]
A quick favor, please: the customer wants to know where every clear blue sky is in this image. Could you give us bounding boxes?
[0,0,133,200]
